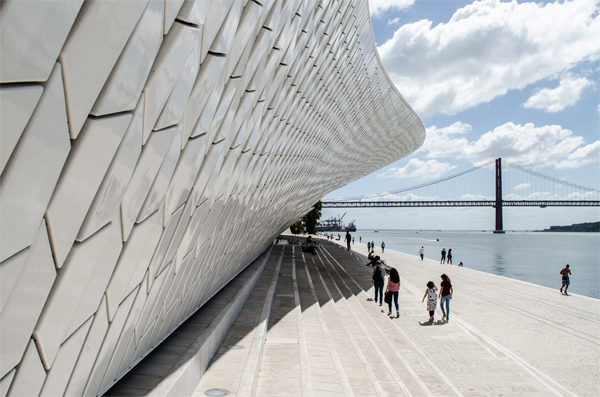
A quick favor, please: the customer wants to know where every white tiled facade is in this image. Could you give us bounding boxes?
[0,0,424,395]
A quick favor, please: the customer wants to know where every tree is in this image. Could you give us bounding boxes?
[301,200,323,235]
[290,220,303,235]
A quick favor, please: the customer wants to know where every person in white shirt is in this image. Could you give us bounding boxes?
[418,246,424,260]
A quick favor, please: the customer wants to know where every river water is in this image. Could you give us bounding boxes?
[351,230,599,299]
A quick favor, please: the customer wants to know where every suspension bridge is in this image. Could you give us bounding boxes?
[322,158,600,233]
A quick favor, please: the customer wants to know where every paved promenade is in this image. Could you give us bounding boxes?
[193,237,599,397]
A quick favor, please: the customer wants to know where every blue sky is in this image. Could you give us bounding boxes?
[323,0,600,230]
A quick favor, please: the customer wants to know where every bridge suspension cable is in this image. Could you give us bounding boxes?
[333,159,496,201]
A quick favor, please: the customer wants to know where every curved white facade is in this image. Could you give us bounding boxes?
[0,0,424,395]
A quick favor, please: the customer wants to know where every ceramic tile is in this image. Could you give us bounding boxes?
[158,200,194,275]
[177,0,213,26]
[209,0,242,55]
[77,93,144,242]
[0,64,70,263]
[62,278,112,395]
[120,126,178,241]
[59,0,148,138]
[0,85,43,174]
[164,134,209,218]
[124,206,164,302]
[106,207,162,322]
[147,205,185,285]
[136,127,182,223]
[0,221,56,378]
[33,223,112,370]
[227,0,262,77]
[99,280,148,392]
[174,200,210,268]
[182,54,228,144]
[142,22,201,144]
[201,0,235,62]
[0,369,15,397]
[91,0,164,116]
[6,340,46,397]
[192,140,227,207]
[45,113,131,267]
[0,249,26,314]
[65,218,122,338]
[38,317,92,397]
[134,265,170,346]
[83,288,137,397]
[163,0,185,35]
[0,0,83,82]
[154,32,202,131]
[208,77,242,144]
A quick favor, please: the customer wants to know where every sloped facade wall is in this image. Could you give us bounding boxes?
[0,0,425,395]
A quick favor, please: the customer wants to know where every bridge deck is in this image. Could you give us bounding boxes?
[191,238,598,396]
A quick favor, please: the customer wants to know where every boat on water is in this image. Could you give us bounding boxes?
[346,220,357,232]
[317,212,358,232]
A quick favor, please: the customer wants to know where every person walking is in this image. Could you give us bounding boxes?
[440,248,446,264]
[447,249,452,265]
[367,241,371,252]
[418,246,424,260]
[345,231,352,250]
[422,281,438,322]
[359,236,362,243]
[352,237,355,244]
[439,274,453,321]
[559,264,572,295]
[386,268,401,317]
[381,241,385,253]
[372,261,386,306]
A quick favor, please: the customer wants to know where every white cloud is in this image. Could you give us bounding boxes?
[376,158,458,180]
[388,17,401,26]
[377,0,600,118]
[514,183,531,190]
[556,140,600,169]
[423,122,599,169]
[369,0,414,17]
[524,76,593,112]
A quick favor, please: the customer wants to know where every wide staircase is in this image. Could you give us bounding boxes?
[191,240,553,397]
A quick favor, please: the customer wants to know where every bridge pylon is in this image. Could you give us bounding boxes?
[493,158,505,234]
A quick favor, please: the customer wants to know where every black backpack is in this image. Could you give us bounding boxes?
[373,266,384,281]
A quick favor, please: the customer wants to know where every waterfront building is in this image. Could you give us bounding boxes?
[0,0,424,395]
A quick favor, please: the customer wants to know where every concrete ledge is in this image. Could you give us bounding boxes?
[153,247,273,397]
[104,247,273,397]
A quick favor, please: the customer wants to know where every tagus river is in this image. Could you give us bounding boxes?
[352,230,599,299]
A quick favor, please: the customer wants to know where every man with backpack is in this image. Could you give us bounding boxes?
[372,261,386,306]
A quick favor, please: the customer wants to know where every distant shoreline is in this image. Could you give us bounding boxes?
[348,228,599,233]
[540,221,599,232]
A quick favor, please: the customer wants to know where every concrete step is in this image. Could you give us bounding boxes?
[192,245,284,397]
